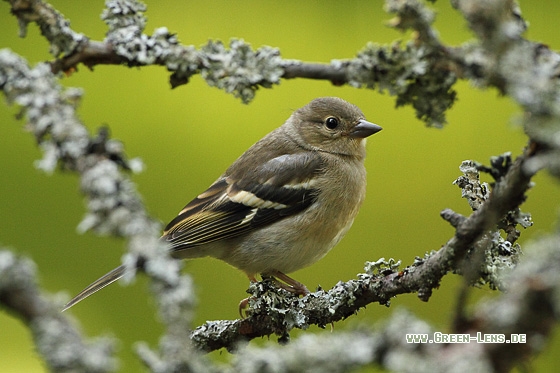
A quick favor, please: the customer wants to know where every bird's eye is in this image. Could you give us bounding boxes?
[325,117,339,129]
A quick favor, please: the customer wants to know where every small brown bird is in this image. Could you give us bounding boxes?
[63,97,381,311]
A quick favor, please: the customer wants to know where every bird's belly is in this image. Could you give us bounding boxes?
[219,212,356,276]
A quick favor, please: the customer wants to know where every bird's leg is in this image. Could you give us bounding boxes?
[269,270,310,296]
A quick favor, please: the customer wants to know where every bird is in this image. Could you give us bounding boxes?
[62,97,382,312]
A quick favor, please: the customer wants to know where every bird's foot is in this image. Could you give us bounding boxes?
[269,270,310,296]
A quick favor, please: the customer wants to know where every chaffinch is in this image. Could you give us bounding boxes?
[63,97,382,311]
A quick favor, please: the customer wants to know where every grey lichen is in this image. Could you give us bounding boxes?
[10,0,88,57]
[201,39,284,103]
[451,0,527,46]
[472,231,560,361]
[452,157,530,291]
[133,256,204,372]
[101,1,283,102]
[362,258,402,277]
[331,0,457,127]
[0,250,117,372]
[102,0,200,82]
[0,49,89,173]
[451,0,560,184]
[479,231,522,290]
[1,47,199,368]
[384,0,437,42]
[102,0,148,32]
[453,160,490,211]
[247,279,311,330]
[335,41,456,128]
[230,329,380,373]
[525,148,560,178]
[136,340,216,373]
[77,158,150,236]
[499,43,560,116]
[228,309,491,373]
[0,49,156,240]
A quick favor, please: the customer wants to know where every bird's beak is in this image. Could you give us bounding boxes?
[349,119,382,139]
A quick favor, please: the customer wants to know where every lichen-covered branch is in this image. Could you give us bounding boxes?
[0,48,201,369]
[6,0,560,131]
[2,221,556,373]
[226,232,560,373]
[448,0,560,177]
[5,0,458,126]
[0,249,116,372]
[469,233,560,372]
[191,149,535,352]
[7,0,88,56]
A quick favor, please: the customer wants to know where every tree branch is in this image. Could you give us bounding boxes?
[191,148,535,352]
[5,0,460,126]
[208,232,560,372]
[6,0,560,130]
[0,249,116,372]
[0,48,203,370]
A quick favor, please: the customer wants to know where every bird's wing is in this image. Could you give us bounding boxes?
[63,153,322,311]
[162,152,322,252]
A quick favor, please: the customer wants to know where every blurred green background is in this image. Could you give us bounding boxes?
[1,0,559,371]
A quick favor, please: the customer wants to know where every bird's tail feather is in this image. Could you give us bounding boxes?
[62,265,126,312]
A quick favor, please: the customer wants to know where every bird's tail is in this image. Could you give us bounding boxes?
[62,265,126,312]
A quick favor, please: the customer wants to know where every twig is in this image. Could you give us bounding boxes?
[191,147,536,352]
[0,250,116,372]
[226,233,560,373]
